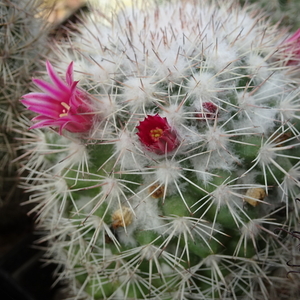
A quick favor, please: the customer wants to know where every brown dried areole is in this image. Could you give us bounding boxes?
[149,183,165,198]
[244,188,266,207]
[111,206,133,229]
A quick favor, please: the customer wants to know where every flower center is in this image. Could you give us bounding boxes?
[59,102,70,117]
[150,127,164,141]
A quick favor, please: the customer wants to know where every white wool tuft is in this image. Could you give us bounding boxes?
[122,77,157,110]
[186,72,218,101]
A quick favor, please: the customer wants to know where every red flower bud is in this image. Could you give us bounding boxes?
[137,114,179,155]
[196,102,218,120]
[281,28,300,65]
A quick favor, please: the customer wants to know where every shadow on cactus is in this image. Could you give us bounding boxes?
[275,228,300,276]
[0,0,57,264]
[275,198,300,278]
[18,0,300,299]
[0,0,50,204]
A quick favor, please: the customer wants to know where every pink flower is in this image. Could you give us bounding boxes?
[282,29,300,65]
[196,102,218,120]
[21,61,94,134]
[137,114,179,154]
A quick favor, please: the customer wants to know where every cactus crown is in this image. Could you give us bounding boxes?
[20,0,300,299]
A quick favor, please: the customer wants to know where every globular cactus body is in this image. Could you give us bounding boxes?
[20,0,300,299]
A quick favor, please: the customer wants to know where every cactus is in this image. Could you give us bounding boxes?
[0,0,50,203]
[19,0,300,299]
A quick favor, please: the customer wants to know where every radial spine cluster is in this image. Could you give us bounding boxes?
[20,0,300,299]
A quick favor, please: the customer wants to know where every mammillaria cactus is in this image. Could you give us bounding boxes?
[19,0,300,299]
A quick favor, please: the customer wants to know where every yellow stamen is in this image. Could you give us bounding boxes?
[59,102,70,118]
[150,128,163,141]
[61,102,70,110]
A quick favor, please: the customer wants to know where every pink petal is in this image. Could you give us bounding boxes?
[70,80,79,93]
[29,119,58,130]
[23,99,62,118]
[30,117,68,128]
[31,115,52,121]
[21,95,62,110]
[27,106,61,118]
[21,92,61,103]
[59,120,71,135]
[33,78,68,100]
[286,28,300,43]
[31,116,67,125]
[69,95,86,111]
[46,61,69,91]
[65,62,74,86]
